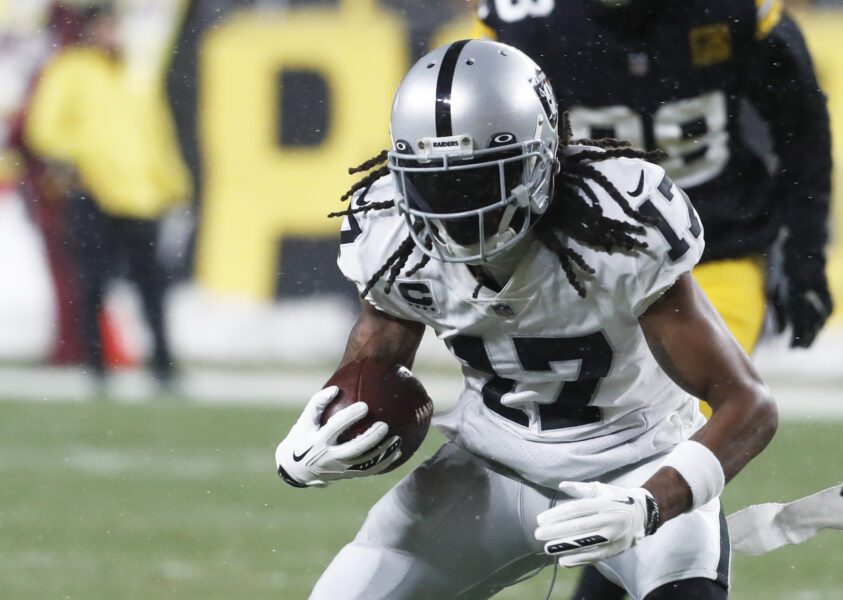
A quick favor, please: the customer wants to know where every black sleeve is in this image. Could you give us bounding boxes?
[742,12,832,270]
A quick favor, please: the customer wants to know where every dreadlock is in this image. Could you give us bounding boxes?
[329,152,430,296]
[348,150,388,174]
[339,152,391,203]
[359,233,417,298]
[404,236,432,278]
[326,200,394,219]
[330,112,662,299]
[526,112,658,296]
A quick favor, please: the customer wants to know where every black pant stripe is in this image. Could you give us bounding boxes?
[715,505,731,589]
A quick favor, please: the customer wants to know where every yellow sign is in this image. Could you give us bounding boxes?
[196,3,406,298]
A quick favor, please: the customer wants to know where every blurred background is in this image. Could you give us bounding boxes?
[0,0,840,598]
[0,0,841,393]
[0,0,477,395]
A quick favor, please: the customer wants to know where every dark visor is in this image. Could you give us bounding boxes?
[400,153,526,245]
[400,150,525,215]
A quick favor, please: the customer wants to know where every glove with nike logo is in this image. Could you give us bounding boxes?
[535,481,660,567]
[275,386,401,488]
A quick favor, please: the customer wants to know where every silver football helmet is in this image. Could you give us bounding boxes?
[388,39,559,264]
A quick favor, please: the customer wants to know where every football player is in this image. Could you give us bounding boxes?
[476,0,833,357]
[275,40,777,599]
[476,2,833,596]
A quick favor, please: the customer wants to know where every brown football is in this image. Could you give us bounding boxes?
[320,358,434,472]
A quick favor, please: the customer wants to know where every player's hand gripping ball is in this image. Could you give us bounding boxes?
[275,359,433,488]
[321,358,434,472]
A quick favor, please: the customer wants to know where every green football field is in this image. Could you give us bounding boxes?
[0,398,840,599]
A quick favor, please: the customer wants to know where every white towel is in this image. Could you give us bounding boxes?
[727,484,843,555]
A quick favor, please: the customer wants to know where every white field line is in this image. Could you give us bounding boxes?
[0,366,464,407]
[0,366,840,420]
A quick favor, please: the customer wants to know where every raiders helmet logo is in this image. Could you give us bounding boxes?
[531,70,558,128]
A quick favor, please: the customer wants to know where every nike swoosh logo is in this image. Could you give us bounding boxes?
[627,170,645,197]
[614,496,635,505]
[292,446,313,462]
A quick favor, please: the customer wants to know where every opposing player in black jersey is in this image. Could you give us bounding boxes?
[477,0,833,359]
[476,1,832,598]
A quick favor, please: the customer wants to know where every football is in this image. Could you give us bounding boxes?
[320,358,434,472]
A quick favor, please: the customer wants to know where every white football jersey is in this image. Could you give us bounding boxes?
[338,149,707,488]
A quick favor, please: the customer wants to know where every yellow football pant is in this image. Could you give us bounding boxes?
[691,256,766,418]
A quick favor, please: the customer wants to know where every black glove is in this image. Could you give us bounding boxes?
[771,253,833,349]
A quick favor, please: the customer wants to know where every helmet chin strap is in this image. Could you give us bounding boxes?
[511,185,531,209]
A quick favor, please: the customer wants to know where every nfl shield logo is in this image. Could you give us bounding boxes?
[628,52,649,77]
[491,304,515,317]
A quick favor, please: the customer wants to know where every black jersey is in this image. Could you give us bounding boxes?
[480,0,831,264]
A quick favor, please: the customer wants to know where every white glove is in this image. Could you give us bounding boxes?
[275,386,402,488]
[535,481,660,567]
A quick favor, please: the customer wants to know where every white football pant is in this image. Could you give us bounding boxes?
[311,443,729,600]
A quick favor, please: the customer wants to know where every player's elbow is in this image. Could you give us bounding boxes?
[743,380,778,447]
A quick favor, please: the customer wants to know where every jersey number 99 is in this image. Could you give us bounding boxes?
[569,91,729,189]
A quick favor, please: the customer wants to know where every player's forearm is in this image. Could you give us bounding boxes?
[639,275,778,524]
[644,382,777,524]
[693,380,777,483]
[339,301,425,368]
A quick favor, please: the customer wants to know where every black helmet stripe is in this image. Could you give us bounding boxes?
[435,39,471,137]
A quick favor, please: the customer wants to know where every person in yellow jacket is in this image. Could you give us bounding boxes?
[25,3,191,383]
